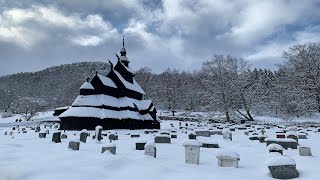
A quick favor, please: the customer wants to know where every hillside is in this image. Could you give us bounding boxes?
[0,61,110,112]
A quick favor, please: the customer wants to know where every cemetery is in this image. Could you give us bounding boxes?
[0,114,320,180]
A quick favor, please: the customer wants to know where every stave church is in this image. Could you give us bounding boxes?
[59,39,160,130]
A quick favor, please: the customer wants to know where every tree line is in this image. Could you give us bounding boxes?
[0,43,319,121]
[135,43,320,121]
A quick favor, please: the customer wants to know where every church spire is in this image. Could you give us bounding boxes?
[120,35,126,57]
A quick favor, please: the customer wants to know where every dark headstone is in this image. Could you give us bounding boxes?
[136,142,147,150]
[154,136,171,143]
[188,133,196,139]
[109,134,118,141]
[131,134,140,138]
[52,132,61,143]
[102,146,116,155]
[268,165,299,179]
[68,141,80,150]
[39,133,46,138]
[80,132,88,143]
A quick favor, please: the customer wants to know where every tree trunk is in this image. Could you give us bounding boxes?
[225,110,230,121]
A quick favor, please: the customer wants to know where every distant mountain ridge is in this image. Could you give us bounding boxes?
[0,61,111,111]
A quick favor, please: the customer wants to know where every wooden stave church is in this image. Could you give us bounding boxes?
[59,39,160,130]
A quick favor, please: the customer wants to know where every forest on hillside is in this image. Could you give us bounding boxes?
[1,43,320,121]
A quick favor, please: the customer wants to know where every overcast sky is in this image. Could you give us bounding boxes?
[0,0,320,75]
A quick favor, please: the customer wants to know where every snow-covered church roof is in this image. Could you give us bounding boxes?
[80,82,94,90]
[114,70,145,94]
[97,74,117,88]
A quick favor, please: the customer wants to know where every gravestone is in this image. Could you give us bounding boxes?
[216,151,240,168]
[102,143,116,155]
[201,141,219,148]
[136,141,147,150]
[68,141,80,150]
[9,132,13,136]
[144,143,156,158]
[131,134,140,138]
[95,126,103,141]
[267,156,299,179]
[52,132,61,143]
[223,129,232,141]
[109,134,118,141]
[35,126,40,132]
[267,144,284,155]
[61,133,67,139]
[195,130,210,137]
[4,132,7,135]
[154,135,171,143]
[46,129,50,134]
[182,140,202,165]
[39,132,46,138]
[80,132,88,143]
[188,133,196,139]
[170,134,177,138]
[299,147,312,156]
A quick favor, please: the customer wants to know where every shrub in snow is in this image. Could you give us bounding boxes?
[266,156,299,179]
[216,150,240,168]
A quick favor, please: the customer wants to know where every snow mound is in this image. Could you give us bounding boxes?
[182,139,202,146]
[267,144,284,151]
[216,150,240,159]
[266,156,296,166]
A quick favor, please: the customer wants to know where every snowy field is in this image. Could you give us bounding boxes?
[0,117,320,180]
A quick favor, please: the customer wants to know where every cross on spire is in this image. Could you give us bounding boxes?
[123,35,125,48]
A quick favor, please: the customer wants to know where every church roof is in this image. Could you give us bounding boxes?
[59,107,153,120]
[97,74,117,88]
[80,82,94,90]
[114,70,145,94]
[72,95,152,110]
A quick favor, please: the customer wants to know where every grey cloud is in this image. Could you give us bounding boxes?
[0,0,320,76]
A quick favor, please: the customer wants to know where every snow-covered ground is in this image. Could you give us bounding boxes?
[0,116,320,180]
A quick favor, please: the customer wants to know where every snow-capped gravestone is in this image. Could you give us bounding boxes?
[136,140,147,150]
[222,129,232,141]
[286,132,298,143]
[102,143,116,155]
[182,140,202,165]
[52,132,61,143]
[35,126,40,132]
[266,138,297,149]
[195,130,210,137]
[68,140,80,151]
[188,132,196,140]
[46,129,50,134]
[95,126,103,142]
[144,142,156,158]
[201,140,219,148]
[266,156,299,179]
[154,135,171,143]
[109,133,118,141]
[267,144,284,155]
[216,151,240,168]
[299,147,312,156]
[80,130,88,143]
